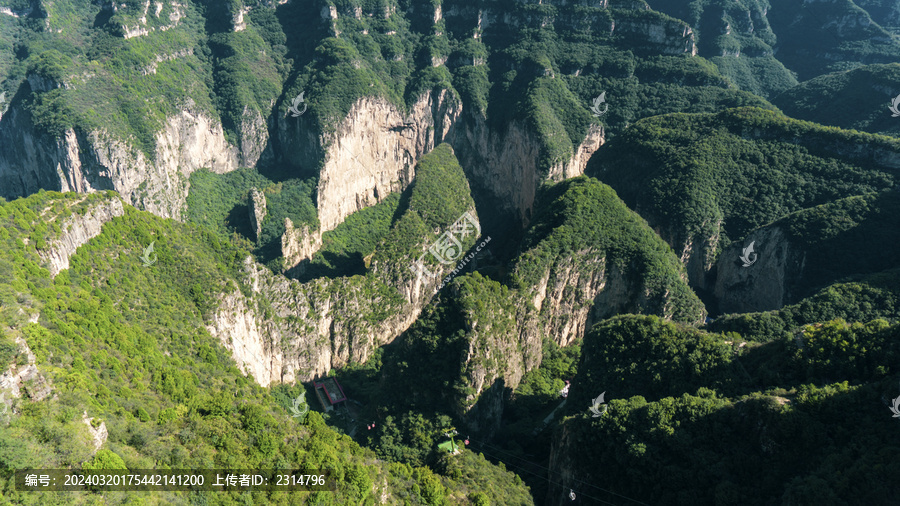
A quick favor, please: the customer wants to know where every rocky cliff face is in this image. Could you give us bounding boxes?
[36,195,125,277]
[238,105,272,168]
[278,90,462,269]
[714,226,803,314]
[0,103,240,220]
[111,0,186,39]
[662,218,722,293]
[458,247,702,434]
[205,280,286,388]
[545,421,579,506]
[81,411,109,454]
[281,218,323,274]
[528,256,652,347]
[612,15,698,56]
[633,132,900,295]
[0,336,53,421]
[278,86,604,270]
[248,188,267,241]
[209,203,481,385]
[445,0,696,59]
[453,117,605,226]
[279,91,461,232]
[452,294,541,434]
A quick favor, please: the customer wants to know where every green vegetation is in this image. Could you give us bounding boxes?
[554,380,900,505]
[649,0,798,98]
[590,107,899,265]
[512,176,706,323]
[342,174,710,497]
[13,1,218,160]
[185,168,317,266]
[775,189,900,297]
[0,190,529,504]
[773,63,900,137]
[303,192,402,280]
[548,312,900,504]
[436,450,534,506]
[7,1,900,504]
[369,143,477,273]
[506,339,581,422]
[573,315,743,402]
[767,0,900,80]
[709,268,900,342]
[855,0,900,33]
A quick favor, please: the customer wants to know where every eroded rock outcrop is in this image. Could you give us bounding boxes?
[205,278,285,388]
[529,256,643,348]
[456,252,702,434]
[208,227,464,385]
[0,337,52,406]
[454,118,605,227]
[612,16,698,56]
[281,218,323,273]
[36,195,125,277]
[82,412,109,453]
[394,178,705,435]
[211,145,485,385]
[248,188,267,241]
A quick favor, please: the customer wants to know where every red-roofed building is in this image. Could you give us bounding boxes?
[313,377,347,412]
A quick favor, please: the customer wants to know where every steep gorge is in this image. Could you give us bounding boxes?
[0,103,240,220]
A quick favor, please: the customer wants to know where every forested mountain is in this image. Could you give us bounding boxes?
[0,0,899,504]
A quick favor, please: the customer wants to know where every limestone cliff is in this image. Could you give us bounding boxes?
[0,103,240,220]
[399,178,705,435]
[277,89,462,268]
[545,422,579,506]
[210,195,483,386]
[612,14,698,56]
[281,218,323,274]
[278,85,603,270]
[204,278,286,388]
[445,0,696,58]
[456,249,702,434]
[81,411,109,454]
[713,189,900,315]
[248,188,267,241]
[453,117,605,226]
[36,195,125,277]
[0,336,52,415]
[275,93,605,267]
[277,90,461,268]
[527,255,645,348]
[714,227,802,314]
